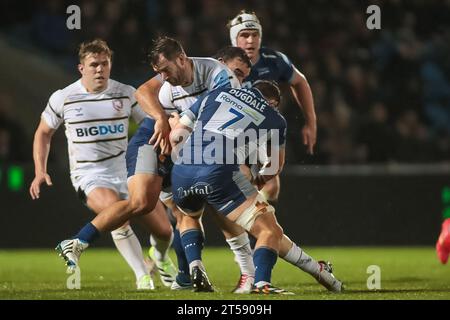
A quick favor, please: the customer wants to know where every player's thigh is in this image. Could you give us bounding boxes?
[128,173,162,212]
[208,205,246,239]
[136,200,172,239]
[86,187,121,213]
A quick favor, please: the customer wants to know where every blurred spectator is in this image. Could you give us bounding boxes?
[0,92,27,162]
[1,0,449,164]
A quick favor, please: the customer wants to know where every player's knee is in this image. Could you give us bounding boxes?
[129,195,157,216]
[259,224,283,242]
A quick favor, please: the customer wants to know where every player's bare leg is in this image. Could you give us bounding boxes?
[91,174,162,232]
[57,187,154,289]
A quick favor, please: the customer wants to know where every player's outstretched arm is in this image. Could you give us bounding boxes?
[290,67,317,155]
[30,119,55,200]
[135,76,170,153]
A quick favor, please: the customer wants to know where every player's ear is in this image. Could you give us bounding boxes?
[178,53,187,66]
[78,63,84,75]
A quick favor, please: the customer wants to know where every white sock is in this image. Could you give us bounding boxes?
[189,259,206,274]
[150,233,173,262]
[282,242,320,277]
[111,225,147,281]
[226,232,255,276]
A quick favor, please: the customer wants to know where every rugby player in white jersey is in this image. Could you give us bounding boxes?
[54,37,255,292]
[30,39,174,290]
[139,37,266,292]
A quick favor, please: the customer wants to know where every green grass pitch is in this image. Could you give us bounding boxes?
[1,247,449,300]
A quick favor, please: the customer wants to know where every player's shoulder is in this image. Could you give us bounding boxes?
[273,108,287,128]
[192,57,227,74]
[260,47,291,65]
[192,57,222,67]
[49,80,82,107]
[108,79,136,97]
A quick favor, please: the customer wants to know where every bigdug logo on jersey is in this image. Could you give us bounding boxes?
[75,124,125,137]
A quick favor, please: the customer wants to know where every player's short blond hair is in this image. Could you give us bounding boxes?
[78,39,113,63]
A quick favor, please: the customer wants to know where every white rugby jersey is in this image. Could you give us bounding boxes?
[42,79,147,178]
[158,57,241,113]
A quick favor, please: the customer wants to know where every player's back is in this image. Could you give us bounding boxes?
[179,87,286,166]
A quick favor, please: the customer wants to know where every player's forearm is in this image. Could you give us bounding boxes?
[291,74,317,126]
[32,131,52,174]
[135,79,165,121]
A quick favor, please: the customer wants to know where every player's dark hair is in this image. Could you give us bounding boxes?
[253,80,281,107]
[78,39,113,63]
[148,36,185,66]
[213,46,251,68]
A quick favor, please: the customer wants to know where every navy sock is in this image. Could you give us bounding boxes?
[180,229,204,265]
[74,222,100,244]
[172,228,190,277]
[253,247,278,284]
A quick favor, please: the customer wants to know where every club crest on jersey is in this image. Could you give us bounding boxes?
[257,68,270,76]
[112,99,123,111]
[75,107,83,116]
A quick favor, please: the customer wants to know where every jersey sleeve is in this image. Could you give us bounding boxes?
[41,90,65,129]
[209,64,236,91]
[158,83,180,115]
[179,94,208,128]
[275,51,295,83]
[126,85,147,124]
[131,104,148,124]
[271,113,287,148]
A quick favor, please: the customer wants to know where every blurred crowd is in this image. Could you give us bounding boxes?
[0,0,449,164]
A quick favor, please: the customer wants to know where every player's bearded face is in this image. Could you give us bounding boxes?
[236,30,261,60]
[79,53,111,92]
[154,55,185,86]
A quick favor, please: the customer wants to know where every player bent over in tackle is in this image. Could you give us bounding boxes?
[134,37,256,291]
[169,81,343,293]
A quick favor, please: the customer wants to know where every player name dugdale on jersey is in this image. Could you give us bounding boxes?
[225,88,267,113]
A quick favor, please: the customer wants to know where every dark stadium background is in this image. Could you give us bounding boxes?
[0,0,449,247]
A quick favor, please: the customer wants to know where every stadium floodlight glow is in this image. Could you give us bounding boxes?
[7,165,24,191]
